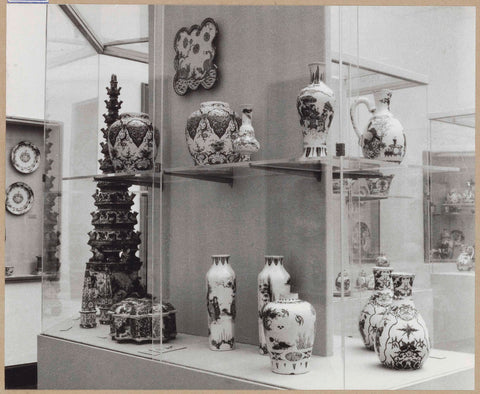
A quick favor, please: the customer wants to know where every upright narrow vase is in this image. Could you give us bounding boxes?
[206,255,236,350]
[296,62,335,159]
[358,267,393,350]
[233,105,260,161]
[375,273,430,369]
[257,256,291,355]
[262,293,316,375]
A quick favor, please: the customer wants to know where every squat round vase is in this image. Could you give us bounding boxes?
[107,112,159,173]
[375,273,430,369]
[297,62,335,159]
[262,293,316,375]
[186,101,241,166]
[358,267,393,350]
[257,256,291,355]
[350,89,406,163]
[206,255,236,351]
[233,105,260,162]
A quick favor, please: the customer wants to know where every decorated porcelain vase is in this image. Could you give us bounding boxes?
[262,293,316,374]
[358,267,393,350]
[206,255,236,351]
[257,256,291,355]
[375,252,390,267]
[233,105,260,161]
[335,270,351,293]
[457,245,475,271]
[375,273,430,369]
[297,62,335,159]
[107,112,159,173]
[350,89,406,163]
[186,101,241,166]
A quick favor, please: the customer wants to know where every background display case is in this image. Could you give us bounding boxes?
[38,5,475,390]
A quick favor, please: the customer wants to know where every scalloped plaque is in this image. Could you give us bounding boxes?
[173,18,219,96]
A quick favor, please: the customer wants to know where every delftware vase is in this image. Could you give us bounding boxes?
[262,293,316,375]
[358,267,393,350]
[375,273,430,369]
[107,112,159,173]
[185,101,241,166]
[375,252,390,267]
[257,255,291,355]
[233,105,260,162]
[334,270,351,296]
[350,89,406,163]
[297,62,335,159]
[206,255,236,350]
[457,245,475,271]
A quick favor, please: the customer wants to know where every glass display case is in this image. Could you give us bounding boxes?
[38,4,475,390]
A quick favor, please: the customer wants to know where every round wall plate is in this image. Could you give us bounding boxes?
[11,141,41,174]
[5,182,34,215]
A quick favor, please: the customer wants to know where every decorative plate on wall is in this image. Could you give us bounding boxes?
[11,141,41,174]
[173,18,219,96]
[5,182,34,215]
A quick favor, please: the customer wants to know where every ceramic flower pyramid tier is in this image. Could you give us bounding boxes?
[80,75,146,329]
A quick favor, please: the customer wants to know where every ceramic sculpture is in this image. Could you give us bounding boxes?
[233,105,260,161]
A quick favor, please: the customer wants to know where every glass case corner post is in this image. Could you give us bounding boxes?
[80,74,146,329]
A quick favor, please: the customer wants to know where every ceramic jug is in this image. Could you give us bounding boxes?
[350,89,406,163]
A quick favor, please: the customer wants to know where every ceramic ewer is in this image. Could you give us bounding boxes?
[257,256,291,355]
[107,112,159,173]
[185,101,241,166]
[297,62,335,159]
[262,293,316,374]
[375,273,430,369]
[233,105,260,161]
[358,267,393,350]
[206,255,236,350]
[350,89,406,163]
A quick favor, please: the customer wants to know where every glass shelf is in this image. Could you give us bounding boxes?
[331,52,428,96]
[429,109,475,129]
[62,171,162,187]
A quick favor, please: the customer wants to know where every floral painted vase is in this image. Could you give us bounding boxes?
[262,293,316,374]
[258,256,291,355]
[206,255,236,351]
[334,270,351,296]
[457,245,475,271]
[350,89,406,163]
[233,105,260,161]
[358,267,393,350]
[186,101,241,166]
[297,62,335,159]
[375,273,430,369]
[356,269,368,289]
[107,112,159,173]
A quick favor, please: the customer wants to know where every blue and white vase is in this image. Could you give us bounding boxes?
[206,255,236,350]
[375,273,430,369]
[358,267,393,349]
[262,293,316,374]
[297,62,335,159]
[257,255,291,355]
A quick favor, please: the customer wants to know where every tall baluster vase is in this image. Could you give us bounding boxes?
[375,273,430,369]
[296,62,335,159]
[206,255,236,350]
[358,267,393,350]
[258,255,291,355]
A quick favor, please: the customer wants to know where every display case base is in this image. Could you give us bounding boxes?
[38,331,474,390]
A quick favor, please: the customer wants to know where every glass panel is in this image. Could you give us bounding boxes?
[339,6,475,390]
[74,4,148,44]
[43,4,154,361]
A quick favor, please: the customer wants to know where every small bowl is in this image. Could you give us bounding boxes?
[5,266,14,277]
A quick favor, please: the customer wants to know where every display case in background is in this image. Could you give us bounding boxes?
[37,4,475,391]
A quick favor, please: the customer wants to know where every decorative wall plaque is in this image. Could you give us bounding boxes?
[173,18,219,96]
